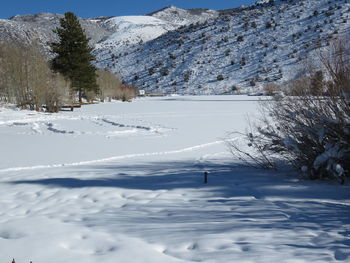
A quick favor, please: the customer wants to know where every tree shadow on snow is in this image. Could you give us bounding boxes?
[8,160,350,260]
[10,161,237,191]
[9,160,350,200]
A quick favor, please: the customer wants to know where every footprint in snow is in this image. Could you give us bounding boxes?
[334,249,350,261]
[45,123,74,134]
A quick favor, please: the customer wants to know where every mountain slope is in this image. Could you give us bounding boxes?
[0,13,111,55]
[149,5,218,26]
[0,6,214,61]
[94,0,350,95]
[0,0,349,95]
[94,16,176,51]
[94,7,218,56]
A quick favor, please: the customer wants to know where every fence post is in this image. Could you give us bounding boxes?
[204,171,208,184]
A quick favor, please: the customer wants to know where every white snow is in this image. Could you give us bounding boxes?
[150,6,218,26]
[0,96,349,263]
[95,16,175,50]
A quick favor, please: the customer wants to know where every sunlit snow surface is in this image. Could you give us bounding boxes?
[95,16,175,49]
[0,96,349,263]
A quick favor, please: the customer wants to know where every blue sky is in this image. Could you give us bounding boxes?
[1,0,259,19]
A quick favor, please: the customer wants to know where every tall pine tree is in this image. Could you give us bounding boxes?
[50,12,98,102]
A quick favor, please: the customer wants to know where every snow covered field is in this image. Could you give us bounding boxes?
[0,95,349,263]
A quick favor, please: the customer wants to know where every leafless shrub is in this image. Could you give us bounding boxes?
[45,73,71,112]
[226,117,278,170]
[228,40,350,182]
[263,82,280,95]
[96,70,137,102]
[319,39,350,95]
[96,69,122,101]
[118,83,138,102]
[286,76,311,96]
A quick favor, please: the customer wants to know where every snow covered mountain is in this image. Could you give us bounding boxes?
[94,16,176,51]
[94,0,350,95]
[0,6,213,58]
[0,0,349,95]
[94,7,219,57]
[0,13,112,55]
[149,6,218,26]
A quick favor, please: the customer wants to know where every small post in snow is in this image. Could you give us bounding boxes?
[203,171,208,184]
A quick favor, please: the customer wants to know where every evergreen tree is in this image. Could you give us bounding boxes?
[50,12,98,102]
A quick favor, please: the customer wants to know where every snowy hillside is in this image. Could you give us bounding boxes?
[94,16,176,51]
[0,16,58,54]
[0,6,216,65]
[149,6,218,26]
[1,0,349,95]
[94,6,220,59]
[1,96,349,262]
[94,0,350,95]
[0,13,111,55]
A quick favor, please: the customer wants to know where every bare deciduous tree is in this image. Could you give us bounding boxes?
[0,41,70,112]
[97,69,138,102]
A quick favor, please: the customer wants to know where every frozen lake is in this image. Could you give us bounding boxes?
[0,95,349,263]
